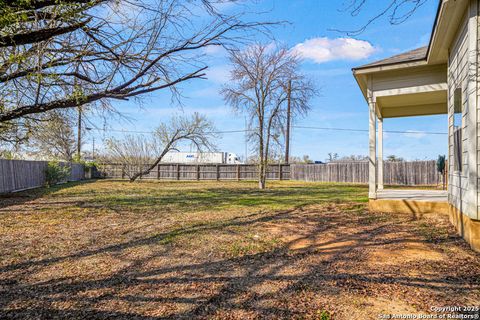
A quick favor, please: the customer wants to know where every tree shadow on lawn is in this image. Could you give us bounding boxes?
[0,180,98,210]
[0,181,369,217]
[90,184,369,214]
[1,203,479,319]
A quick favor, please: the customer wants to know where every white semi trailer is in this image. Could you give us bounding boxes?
[161,152,242,164]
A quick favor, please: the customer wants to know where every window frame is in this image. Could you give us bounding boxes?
[453,87,463,173]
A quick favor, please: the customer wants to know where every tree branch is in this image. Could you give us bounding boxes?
[0,19,91,47]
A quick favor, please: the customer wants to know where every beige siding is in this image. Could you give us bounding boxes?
[371,64,447,93]
[448,3,479,220]
[476,0,480,220]
[448,11,469,212]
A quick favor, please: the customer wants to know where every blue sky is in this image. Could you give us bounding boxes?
[89,0,446,162]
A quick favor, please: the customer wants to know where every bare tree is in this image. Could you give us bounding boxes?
[333,0,430,35]
[28,111,77,161]
[302,155,314,164]
[106,113,217,182]
[222,44,315,189]
[0,0,271,132]
[106,134,158,180]
[0,122,31,145]
[327,152,339,163]
[386,155,405,162]
[336,154,368,162]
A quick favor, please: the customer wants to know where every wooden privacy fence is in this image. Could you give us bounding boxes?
[291,160,444,186]
[291,162,368,183]
[382,161,444,186]
[0,159,86,194]
[98,163,291,181]
[98,160,443,185]
[1,159,443,194]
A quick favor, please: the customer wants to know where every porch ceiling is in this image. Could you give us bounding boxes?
[377,89,447,118]
[353,63,448,119]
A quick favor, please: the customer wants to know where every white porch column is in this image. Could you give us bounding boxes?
[368,97,377,199]
[378,117,384,191]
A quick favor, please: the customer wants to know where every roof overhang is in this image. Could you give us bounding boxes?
[353,0,469,74]
[351,0,468,118]
[427,0,469,64]
[353,60,429,101]
[355,64,448,118]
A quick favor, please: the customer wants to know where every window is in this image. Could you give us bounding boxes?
[453,88,462,172]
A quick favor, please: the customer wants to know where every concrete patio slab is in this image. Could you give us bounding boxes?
[376,189,448,202]
[370,189,449,215]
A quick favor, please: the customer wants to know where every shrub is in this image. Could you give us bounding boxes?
[72,159,98,179]
[316,310,331,320]
[436,155,446,174]
[45,161,70,187]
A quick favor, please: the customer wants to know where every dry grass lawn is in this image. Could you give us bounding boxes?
[0,180,479,319]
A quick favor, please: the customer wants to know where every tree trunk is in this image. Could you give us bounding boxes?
[258,160,266,189]
[257,160,266,190]
[258,114,265,190]
[285,80,291,164]
[129,144,173,182]
[261,107,275,190]
[262,165,267,189]
[258,177,265,189]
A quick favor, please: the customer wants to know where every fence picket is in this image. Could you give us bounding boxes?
[96,161,439,186]
[290,161,441,185]
[0,159,86,194]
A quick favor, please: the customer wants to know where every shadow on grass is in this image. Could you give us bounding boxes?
[0,179,98,210]
[0,180,369,216]
[0,201,478,319]
[92,183,369,214]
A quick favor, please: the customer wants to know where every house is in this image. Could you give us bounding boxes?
[352,0,480,251]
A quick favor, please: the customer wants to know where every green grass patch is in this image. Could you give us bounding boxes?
[416,221,449,242]
[22,180,369,215]
[223,235,282,257]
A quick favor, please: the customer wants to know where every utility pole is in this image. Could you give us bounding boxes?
[92,136,95,161]
[75,62,82,160]
[85,127,94,161]
[77,107,82,159]
[244,116,248,163]
[285,79,292,164]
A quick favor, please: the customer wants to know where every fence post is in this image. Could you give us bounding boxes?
[157,165,160,180]
[444,160,448,190]
[236,164,240,181]
[216,164,220,181]
[196,165,200,181]
[279,164,282,180]
[9,160,15,191]
[176,164,180,181]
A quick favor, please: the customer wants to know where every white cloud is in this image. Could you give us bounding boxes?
[293,37,377,64]
[203,45,228,57]
[205,65,231,84]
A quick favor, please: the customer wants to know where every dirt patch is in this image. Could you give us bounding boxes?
[369,242,444,265]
